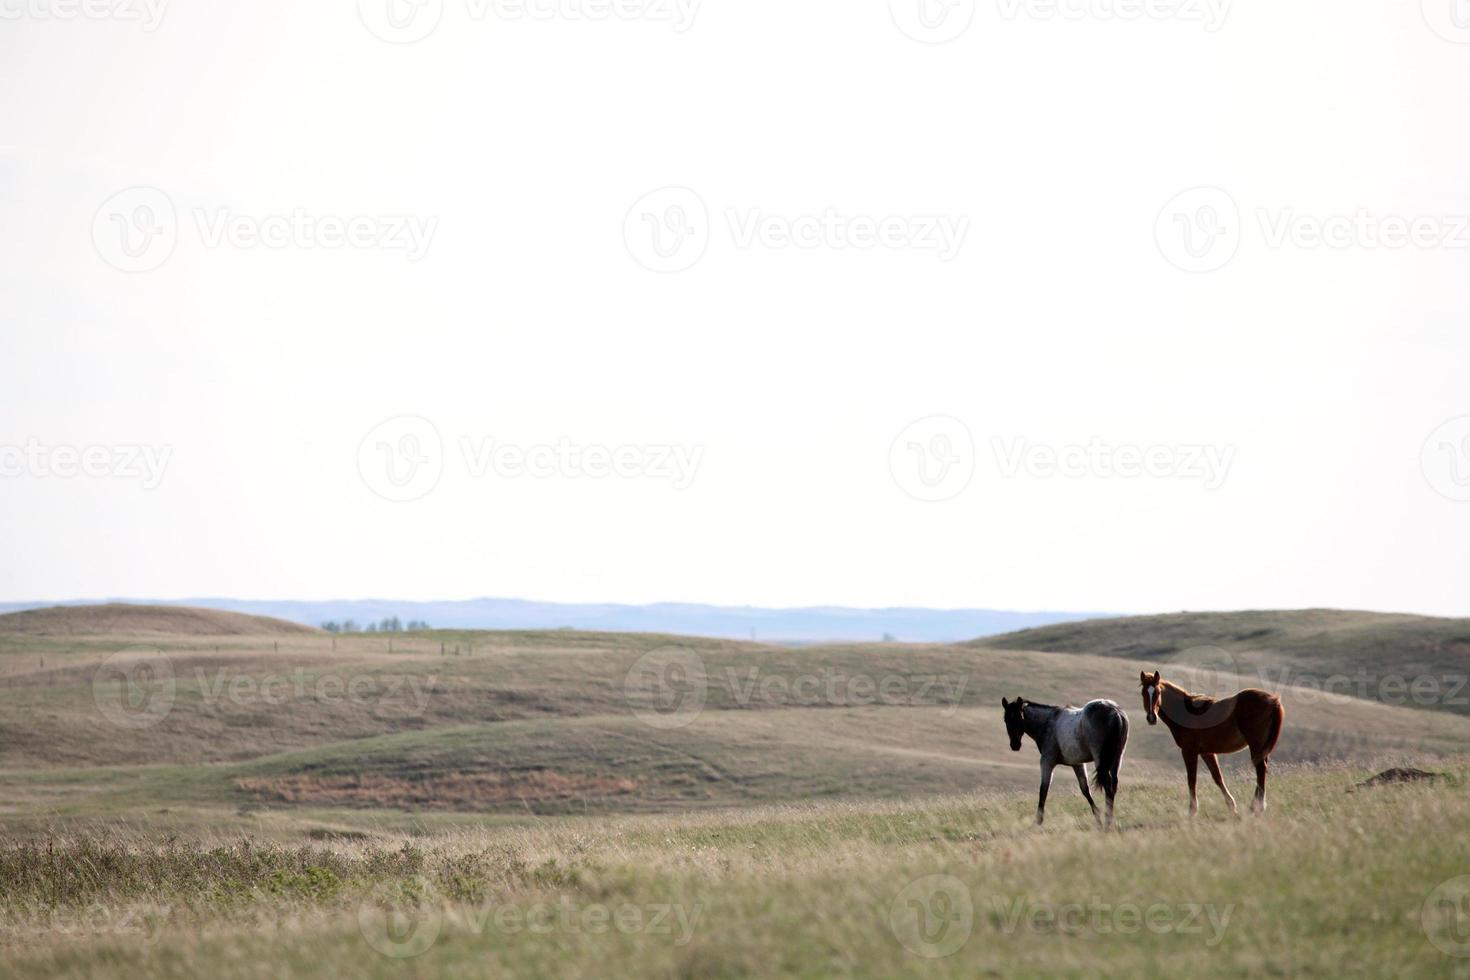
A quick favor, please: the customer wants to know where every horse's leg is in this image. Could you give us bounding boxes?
[1073,765,1101,827]
[1036,761,1054,826]
[1202,753,1239,816]
[1250,754,1268,813]
[1183,750,1199,818]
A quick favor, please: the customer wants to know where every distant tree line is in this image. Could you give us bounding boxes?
[320,617,431,634]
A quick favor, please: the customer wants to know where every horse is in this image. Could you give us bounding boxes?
[1001,696,1129,829]
[1138,670,1284,817]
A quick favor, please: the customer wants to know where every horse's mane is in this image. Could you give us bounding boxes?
[1161,680,1217,711]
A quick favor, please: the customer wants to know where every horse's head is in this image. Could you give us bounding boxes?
[1001,697,1027,751]
[1139,670,1162,725]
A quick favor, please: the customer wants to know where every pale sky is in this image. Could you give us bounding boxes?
[2,1,1468,616]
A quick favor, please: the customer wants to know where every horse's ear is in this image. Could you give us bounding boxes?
[1140,671,1148,684]
[1001,697,1009,708]
[1151,671,1161,684]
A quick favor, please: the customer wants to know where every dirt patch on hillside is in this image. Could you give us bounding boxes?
[0,604,320,637]
[235,771,641,809]
[1352,768,1445,790]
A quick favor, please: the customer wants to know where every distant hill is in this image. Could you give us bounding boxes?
[4,623,1468,807]
[977,609,1470,716]
[0,603,322,637]
[0,597,1109,643]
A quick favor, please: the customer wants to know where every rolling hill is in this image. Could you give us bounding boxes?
[0,597,1108,642]
[2,607,1468,836]
[976,609,1470,716]
[0,603,321,637]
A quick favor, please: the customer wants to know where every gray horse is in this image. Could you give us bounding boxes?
[1001,697,1129,829]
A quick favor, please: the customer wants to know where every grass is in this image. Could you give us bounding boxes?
[2,765,1469,978]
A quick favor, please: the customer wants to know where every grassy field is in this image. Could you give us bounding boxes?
[4,769,1470,978]
[3,605,1470,977]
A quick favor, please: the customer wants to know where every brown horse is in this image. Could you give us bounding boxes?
[1139,670,1284,817]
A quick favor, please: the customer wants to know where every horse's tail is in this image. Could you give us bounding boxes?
[1256,694,1284,760]
[1092,706,1128,795]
